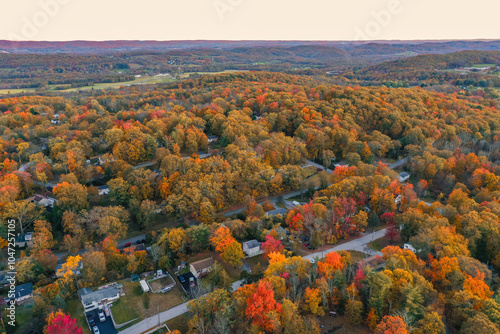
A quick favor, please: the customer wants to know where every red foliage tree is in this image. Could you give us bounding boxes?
[261,235,284,259]
[245,280,282,332]
[46,313,83,334]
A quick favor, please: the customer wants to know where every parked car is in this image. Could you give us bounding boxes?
[189,277,195,287]
[124,242,132,247]
[93,326,100,334]
[87,315,95,326]
[178,275,185,283]
[160,286,172,293]
[98,311,106,322]
[292,201,300,206]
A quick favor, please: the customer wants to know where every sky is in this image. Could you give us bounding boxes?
[1,0,499,41]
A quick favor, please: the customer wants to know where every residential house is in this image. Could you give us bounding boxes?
[15,232,33,248]
[14,282,33,303]
[56,260,83,278]
[78,286,121,312]
[50,119,60,125]
[189,257,214,278]
[26,194,57,208]
[242,240,262,257]
[97,185,110,196]
[207,135,219,143]
[403,243,418,253]
[399,172,411,183]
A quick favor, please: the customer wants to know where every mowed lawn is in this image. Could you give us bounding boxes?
[110,279,186,325]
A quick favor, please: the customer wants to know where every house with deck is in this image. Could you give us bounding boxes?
[190,257,214,278]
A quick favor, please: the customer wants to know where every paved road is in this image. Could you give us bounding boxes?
[388,157,409,170]
[306,160,333,173]
[133,161,157,170]
[118,229,386,334]
[55,235,147,261]
[303,228,386,261]
[223,187,310,217]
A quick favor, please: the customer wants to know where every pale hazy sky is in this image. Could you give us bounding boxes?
[1,0,499,41]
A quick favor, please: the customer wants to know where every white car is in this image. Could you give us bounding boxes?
[98,311,106,322]
[93,326,100,334]
[309,258,315,263]
[292,201,300,206]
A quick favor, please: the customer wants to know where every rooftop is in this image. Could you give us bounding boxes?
[15,282,33,299]
[399,172,410,177]
[80,286,120,305]
[190,257,214,272]
[243,239,261,249]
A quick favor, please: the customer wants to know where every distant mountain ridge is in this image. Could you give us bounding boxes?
[1,39,500,54]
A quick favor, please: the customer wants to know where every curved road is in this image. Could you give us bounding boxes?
[118,228,387,334]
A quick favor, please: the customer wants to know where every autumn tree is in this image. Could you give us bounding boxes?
[261,235,284,259]
[245,280,282,332]
[53,181,88,211]
[44,311,83,334]
[375,315,409,334]
[303,287,324,316]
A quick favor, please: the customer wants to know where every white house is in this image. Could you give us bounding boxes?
[78,286,121,312]
[242,240,262,257]
[50,119,60,125]
[403,243,417,253]
[190,257,214,278]
[399,172,410,183]
[98,185,110,196]
[207,135,219,143]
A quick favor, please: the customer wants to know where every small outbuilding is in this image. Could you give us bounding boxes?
[139,279,150,293]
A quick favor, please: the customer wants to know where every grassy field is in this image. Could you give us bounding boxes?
[66,298,92,334]
[368,235,403,252]
[471,63,497,68]
[165,312,193,333]
[60,76,176,92]
[347,250,369,263]
[179,70,248,78]
[301,165,319,178]
[126,214,185,238]
[110,279,186,325]
[0,76,176,96]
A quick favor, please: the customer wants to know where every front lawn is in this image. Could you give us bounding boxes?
[368,236,403,252]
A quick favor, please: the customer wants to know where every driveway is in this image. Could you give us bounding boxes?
[86,309,117,334]
[177,272,198,298]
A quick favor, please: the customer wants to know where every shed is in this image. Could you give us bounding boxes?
[140,279,150,293]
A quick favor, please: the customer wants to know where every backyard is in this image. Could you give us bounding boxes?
[110,279,186,326]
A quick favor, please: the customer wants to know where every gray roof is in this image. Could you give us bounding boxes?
[399,172,410,177]
[15,282,33,299]
[77,287,93,298]
[243,239,261,249]
[80,286,119,305]
[267,208,288,216]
